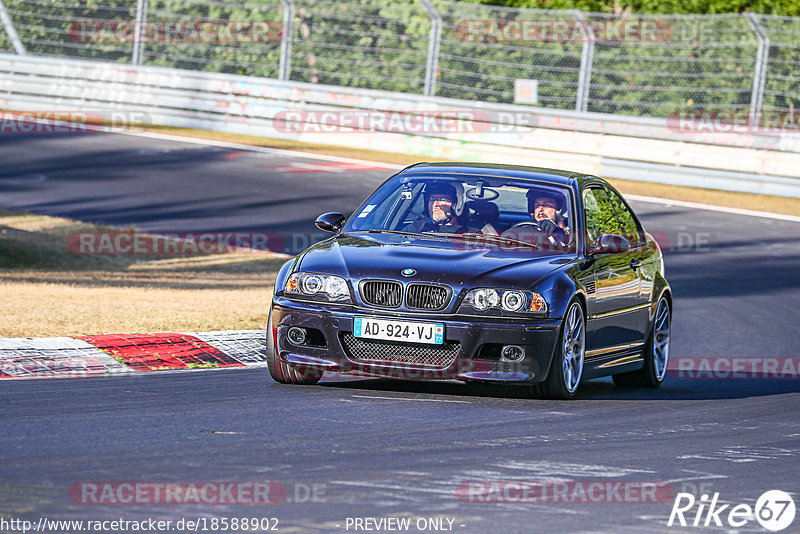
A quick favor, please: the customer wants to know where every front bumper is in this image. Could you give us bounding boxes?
[271,297,561,383]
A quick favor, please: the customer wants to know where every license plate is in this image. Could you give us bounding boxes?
[353,317,444,345]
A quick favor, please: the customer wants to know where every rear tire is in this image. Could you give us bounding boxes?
[266,307,323,385]
[538,300,585,400]
[613,296,671,388]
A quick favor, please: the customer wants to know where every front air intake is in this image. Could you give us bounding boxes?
[360,280,402,308]
[405,283,449,310]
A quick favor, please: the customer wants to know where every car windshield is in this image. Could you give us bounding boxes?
[343,173,576,253]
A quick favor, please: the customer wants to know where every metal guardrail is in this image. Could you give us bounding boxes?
[1,53,799,198]
[0,53,795,152]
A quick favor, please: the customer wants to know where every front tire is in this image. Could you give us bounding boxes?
[613,296,671,388]
[538,300,586,400]
[266,307,323,385]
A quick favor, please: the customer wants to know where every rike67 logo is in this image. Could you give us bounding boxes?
[668,490,796,531]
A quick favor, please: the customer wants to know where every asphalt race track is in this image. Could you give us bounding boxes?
[0,130,392,254]
[2,130,800,533]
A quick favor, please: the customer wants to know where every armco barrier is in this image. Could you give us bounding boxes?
[2,53,799,198]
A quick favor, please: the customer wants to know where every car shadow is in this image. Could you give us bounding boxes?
[316,374,800,401]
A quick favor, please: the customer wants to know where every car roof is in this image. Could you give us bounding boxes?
[397,162,588,186]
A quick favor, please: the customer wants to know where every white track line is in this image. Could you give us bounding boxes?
[118,129,404,169]
[626,194,800,223]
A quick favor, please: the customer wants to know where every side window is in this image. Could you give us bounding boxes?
[583,187,618,245]
[605,189,643,245]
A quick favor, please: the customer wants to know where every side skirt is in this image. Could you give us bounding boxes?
[583,348,644,380]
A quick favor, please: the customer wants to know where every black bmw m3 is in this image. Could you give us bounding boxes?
[268,162,672,399]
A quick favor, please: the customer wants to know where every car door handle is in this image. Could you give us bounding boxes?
[630,259,641,270]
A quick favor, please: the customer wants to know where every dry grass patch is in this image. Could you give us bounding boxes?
[0,210,285,337]
[0,277,273,337]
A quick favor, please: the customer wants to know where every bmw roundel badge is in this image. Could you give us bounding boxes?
[401,268,417,277]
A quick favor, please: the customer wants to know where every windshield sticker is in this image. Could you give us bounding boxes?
[401,190,412,200]
[357,204,376,218]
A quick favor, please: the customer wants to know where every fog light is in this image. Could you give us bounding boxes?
[287,327,307,345]
[501,345,525,362]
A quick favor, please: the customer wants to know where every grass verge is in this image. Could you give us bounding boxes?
[0,210,285,337]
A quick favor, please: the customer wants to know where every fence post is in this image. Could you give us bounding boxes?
[0,0,26,55]
[572,9,594,113]
[419,0,442,97]
[132,0,148,65]
[745,12,769,121]
[278,0,294,80]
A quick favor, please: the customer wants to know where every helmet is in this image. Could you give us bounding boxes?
[424,181,465,217]
[526,188,565,215]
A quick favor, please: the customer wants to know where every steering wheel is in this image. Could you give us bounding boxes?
[505,219,571,247]
[509,221,545,232]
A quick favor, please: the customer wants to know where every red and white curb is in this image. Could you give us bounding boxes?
[0,330,267,379]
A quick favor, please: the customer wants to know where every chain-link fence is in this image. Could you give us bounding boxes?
[760,15,800,114]
[587,13,758,116]
[289,0,430,93]
[435,2,583,109]
[0,0,797,119]
[3,0,136,61]
[0,1,10,51]
[143,0,283,77]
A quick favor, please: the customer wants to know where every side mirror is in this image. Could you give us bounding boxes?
[315,212,346,233]
[589,234,630,255]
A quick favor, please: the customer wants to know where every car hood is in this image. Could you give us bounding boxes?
[297,233,575,290]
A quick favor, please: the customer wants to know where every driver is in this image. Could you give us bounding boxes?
[406,181,470,233]
[502,189,569,246]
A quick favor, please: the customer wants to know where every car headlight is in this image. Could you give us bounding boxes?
[284,272,352,302]
[473,288,499,310]
[460,288,547,315]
